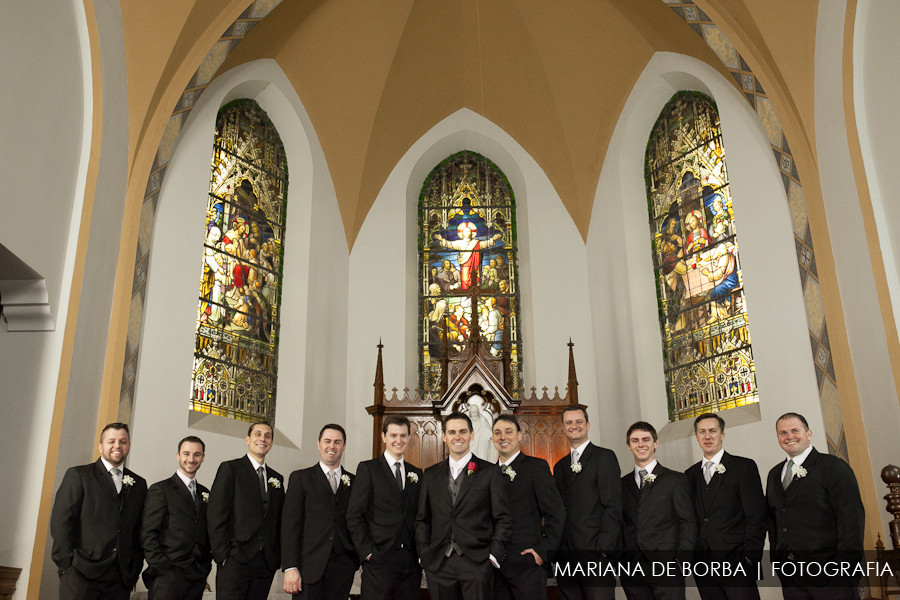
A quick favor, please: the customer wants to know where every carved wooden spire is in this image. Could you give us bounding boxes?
[567,338,579,405]
[373,338,384,406]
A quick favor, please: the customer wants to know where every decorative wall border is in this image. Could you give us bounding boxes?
[660,0,847,460]
[116,0,284,426]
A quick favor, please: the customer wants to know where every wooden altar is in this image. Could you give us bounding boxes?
[365,331,584,471]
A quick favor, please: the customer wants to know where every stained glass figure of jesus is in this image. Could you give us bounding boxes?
[433,221,502,290]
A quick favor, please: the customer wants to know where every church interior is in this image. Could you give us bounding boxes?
[1,0,899,597]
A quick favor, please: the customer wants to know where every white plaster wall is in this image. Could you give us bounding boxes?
[0,0,91,595]
[587,52,825,490]
[129,58,348,597]
[819,0,900,540]
[854,0,900,354]
[343,109,598,470]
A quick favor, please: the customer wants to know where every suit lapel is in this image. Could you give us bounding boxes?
[242,456,266,515]
[171,473,196,513]
[94,459,120,505]
[315,464,334,498]
[705,454,727,508]
[435,460,453,507]
[377,456,403,501]
[786,448,817,499]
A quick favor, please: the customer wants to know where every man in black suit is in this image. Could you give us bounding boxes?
[684,413,766,600]
[553,406,622,600]
[347,415,424,600]
[50,422,147,600]
[141,435,212,600]
[208,421,285,600]
[491,414,565,600]
[620,421,696,600]
[415,411,512,600]
[282,423,359,599]
[766,412,865,600]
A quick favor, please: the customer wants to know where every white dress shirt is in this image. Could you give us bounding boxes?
[448,452,473,478]
[384,451,405,489]
[570,440,590,463]
[702,448,725,483]
[634,459,658,488]
[780,445,814,481]
[247,453,267,482]
[499,451,520,468]
[176,469,196,491]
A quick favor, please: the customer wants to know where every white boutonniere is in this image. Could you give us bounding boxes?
[503,466,517,481]
[571,462,582,473]
[714,463,726,475]
[201,492,209,503]
[794,466,807,479]
[268,477,281,489]
[341,474,351,487]
[122,475,135,487]
[408,472,419,484]
[642,473,657,485]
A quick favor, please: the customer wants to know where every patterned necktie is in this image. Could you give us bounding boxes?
[329,470,338,494]
[638,468,648,489]
[782,459,794,490]
[703,461,714,484]
[395,462,404,491]
[111,467,122,493]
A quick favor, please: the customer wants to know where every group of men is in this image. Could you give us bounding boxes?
[50,407,865,600]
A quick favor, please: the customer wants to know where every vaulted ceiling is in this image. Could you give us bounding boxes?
[120,0,819,248]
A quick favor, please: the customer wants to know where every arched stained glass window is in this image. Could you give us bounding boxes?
[191,100,288,424]
[644,92,759,421]
[418,151,523,396]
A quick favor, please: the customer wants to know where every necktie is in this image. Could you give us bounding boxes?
[499,463,506,470]
[111,467,122,493]
[638,468,648,489]
[703,461,714,484]
[571,450,579,464]
[257,466,267,500]
[329,470,338,494]
[188,478,197,500]
[782,459,794,490]
[394,462,404,491]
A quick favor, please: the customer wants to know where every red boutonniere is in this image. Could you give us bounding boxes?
[467,461,477,476]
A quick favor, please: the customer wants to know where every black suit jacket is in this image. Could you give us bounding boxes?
[553,443,622,556]
[50,459,147,582]
[766,448,865,566]
[498,453,565,577]
[621,463,696,561]
[281,465,360,584]
[207,456,284,572]
[140,473,212,576]
[347,456,423,562]
[685,452,766,563]
[415,455,512,572]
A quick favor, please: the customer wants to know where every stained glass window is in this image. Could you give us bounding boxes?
[644,92,759,421]
[418,151,523,396]
[191,100,288,424]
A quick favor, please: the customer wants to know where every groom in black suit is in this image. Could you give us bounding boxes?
[684,413,766,600]
[766,412,865,600]
[553,406,622,600]
[415,411,512,600]
[620,421,696,600]
[50,422,147,600]
[208,422,285,600]
[491,415,565,600]
[347,415,424,600]
[282,423,359,599]
[141,435,212,600]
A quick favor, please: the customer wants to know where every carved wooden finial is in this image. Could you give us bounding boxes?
[373,339,385,406]
[567,338,579,405]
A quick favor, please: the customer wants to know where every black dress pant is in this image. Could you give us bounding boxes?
[58,563,130,600]
[696,576,760,600]
[781,584,860,600]
[215,550,275,600]
[297,549,357,600]
[494,562,547,600]
[425,553,493,600]
[361,546,420,600]
[146,563,209,600]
